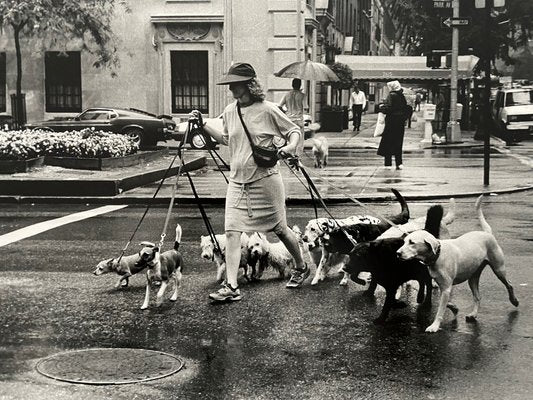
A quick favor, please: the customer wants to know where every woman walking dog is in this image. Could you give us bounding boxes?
[190,62,309,303]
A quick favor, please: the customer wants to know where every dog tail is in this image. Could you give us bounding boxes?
[476,195,492,234]
[424,205,444,238]
[389,188,410,224]
[442,198,456,225]
[174,224,182,251]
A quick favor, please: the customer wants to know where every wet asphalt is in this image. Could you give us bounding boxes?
[1,193,532,399]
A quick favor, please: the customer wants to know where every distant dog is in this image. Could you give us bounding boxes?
[200,233,250,283]
[311,136,329,168]
[397,196,519,333]
[378,198,456,240]
[247,232,293,280]
[320,188,410,286]
[139,224,184,310]
[93,251,147,289]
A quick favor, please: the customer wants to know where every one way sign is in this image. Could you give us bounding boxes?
[441,17,472,28]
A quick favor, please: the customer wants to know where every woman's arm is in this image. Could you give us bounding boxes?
[203,121,228,145]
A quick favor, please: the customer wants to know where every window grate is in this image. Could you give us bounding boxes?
[45,51,82,112]
[171,51,208,114]
[0,53,6,113]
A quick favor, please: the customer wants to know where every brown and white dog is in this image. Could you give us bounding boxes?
[397,196,519,333]
[93,251,148,288]
[139,224,184,310]
[200,232,251,282]
[247,232,293,280]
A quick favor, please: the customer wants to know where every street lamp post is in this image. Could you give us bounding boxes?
[447,0,461,143]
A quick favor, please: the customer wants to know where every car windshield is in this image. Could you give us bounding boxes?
[505,90,533,107]
[79,110,113,120]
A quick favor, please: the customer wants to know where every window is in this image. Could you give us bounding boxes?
[171,51,208,114]
[45,51,82,112]
[0,53,6,112]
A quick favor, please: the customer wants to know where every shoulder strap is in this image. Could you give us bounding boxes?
[236,102,255,147]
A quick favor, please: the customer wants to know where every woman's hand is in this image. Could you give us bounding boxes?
[277,143,296,158]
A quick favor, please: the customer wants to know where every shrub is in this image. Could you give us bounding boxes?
[0,129,139,160]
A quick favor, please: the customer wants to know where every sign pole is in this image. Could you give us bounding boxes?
[483,0,492,186]
[447,0,461,142]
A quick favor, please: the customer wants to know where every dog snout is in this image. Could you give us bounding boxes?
[302,235,308,242]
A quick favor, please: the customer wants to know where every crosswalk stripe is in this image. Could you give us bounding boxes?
[0,205,128,247]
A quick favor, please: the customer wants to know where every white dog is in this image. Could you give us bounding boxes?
[302,215,381,286]
[378,198,456,240]
[397,196,519,333]
[247,232,293,280]
[311,136,329,168]
[200,233,250,282]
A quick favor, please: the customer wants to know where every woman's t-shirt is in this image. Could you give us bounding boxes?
[222,100,300,184]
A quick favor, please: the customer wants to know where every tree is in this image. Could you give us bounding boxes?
[0,0,129,125]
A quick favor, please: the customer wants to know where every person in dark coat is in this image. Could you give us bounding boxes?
[377,80,408,170]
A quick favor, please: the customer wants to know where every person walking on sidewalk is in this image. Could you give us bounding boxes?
[191,62,309,303]
[377,80,408,170]
[349,85,367,131]
[415,92,422,112]
[279,78,307,155]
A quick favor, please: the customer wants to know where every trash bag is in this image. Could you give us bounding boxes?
[373,112,386,137]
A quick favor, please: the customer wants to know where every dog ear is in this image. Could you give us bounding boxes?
[424,237,439,255]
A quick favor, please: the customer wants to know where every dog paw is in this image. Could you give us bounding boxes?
[339,278,348,286]
[465,314,477,322]
[510,297,519,307]
[425,324,440,333]
[140,305,149,310]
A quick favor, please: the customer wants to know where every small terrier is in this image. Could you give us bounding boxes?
[93,252,147,289]
[311,136,329,168]
[139,224,184,310]
[200,232,251,282]
[247,232,293,280]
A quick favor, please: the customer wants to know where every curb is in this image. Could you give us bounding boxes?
[1,184,531,205]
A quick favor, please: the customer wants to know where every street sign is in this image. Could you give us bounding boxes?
[441,17,472,28]
[433,0,452,8]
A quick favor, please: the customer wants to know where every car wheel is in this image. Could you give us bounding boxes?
[124,128,145,148]
[189,129,208,150]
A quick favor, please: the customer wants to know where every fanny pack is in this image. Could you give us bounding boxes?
[237,103,279,168]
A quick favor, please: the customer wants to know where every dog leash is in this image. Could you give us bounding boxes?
[185,171,224,257]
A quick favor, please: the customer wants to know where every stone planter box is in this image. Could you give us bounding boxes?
[44,147,169,170]
[0,156,45,174]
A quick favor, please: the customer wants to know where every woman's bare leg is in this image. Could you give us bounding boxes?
[225,230,242,288]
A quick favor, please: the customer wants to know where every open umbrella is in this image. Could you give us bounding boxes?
[274,60,339,82]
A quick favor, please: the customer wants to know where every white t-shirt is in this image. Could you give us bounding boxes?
[222,100,301,184]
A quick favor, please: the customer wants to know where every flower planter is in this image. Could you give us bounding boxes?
[0,156,45,174]
[320,110,344,132]
[44,147,169,170]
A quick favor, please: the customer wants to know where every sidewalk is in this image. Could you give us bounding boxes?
[1,109,532,204]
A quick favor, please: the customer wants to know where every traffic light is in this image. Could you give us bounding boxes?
[426,52,441,68]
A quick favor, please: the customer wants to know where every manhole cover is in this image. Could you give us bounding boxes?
[36,348,184,385]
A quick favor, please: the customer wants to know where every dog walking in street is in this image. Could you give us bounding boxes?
[311,136,329,168]
[93,251,148,289]
[139,224,184,310]
[247,232,294,280]
[397,196,519,333]
[200,232,251,283]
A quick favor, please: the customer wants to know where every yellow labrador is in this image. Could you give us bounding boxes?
[397,195,519,333]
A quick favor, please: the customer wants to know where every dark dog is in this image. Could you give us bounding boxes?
[342,205,444,324]
[323,188,410,256]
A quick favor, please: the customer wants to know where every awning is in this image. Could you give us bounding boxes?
[336,55,479,82]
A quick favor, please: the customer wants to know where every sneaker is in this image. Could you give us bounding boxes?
[396,164,404,170]
[209,284,242,302]
[286,264,310,288]
[384,166,393,170]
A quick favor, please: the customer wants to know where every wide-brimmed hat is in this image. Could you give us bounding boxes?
[387,80,402,92]
[216,63,256,85]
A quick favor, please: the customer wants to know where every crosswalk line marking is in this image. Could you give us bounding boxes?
[0,205,128,247]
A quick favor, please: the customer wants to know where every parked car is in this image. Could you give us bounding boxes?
[25,107,176,149]
[491,86,533,144]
